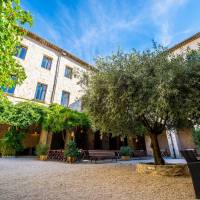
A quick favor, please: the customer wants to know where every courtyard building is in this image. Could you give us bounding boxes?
[0,30,199,157]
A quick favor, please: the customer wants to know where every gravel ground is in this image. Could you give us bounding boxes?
[0,158,195,200]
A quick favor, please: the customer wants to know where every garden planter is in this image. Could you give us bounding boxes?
[121,156,130,161]
[67,157,76,163]
[39,155,47,161]
[136,163,189,176]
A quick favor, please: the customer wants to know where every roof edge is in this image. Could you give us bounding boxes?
[21,28,94,71]
[169,32,200,52]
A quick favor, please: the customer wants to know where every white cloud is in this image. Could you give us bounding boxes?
[150,0,188,46]
[53,0,144,63]
[24,0,190,63]
[151,0,187,17]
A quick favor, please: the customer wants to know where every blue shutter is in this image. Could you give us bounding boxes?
[61,91,70,106]
[35,83,47,101]
[41,56,52,70]
[64,67,72,79]
[15,46,27,60]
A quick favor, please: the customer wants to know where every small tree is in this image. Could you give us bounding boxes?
[83,45,199,165]
[0,0,32,97]
[64,140,80,158]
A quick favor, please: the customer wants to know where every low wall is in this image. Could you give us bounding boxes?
[136,163,189,176]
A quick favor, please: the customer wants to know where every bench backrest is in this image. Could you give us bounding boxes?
[181,150,198,163]
[88,150,116,156]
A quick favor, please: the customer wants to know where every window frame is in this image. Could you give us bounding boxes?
[61,90,70,107]
[34,82,48,102]
[15,45,28,60]
[64,66,73,79]
[41,55,53,70]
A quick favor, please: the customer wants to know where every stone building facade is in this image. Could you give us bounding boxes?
[7,31,93,109]
[1,30,199,157]
[1,30,93,154]
[145,32,200,157]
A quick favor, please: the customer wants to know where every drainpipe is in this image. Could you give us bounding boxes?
[50,53,62,103]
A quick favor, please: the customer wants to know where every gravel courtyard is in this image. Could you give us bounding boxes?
[0,158,195,200]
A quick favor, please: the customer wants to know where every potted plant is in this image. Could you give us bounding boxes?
[119,146,132,160]
[36,144,49,161]
[64,140,80,163]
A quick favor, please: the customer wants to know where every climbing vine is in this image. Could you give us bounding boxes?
[0,101,90,155]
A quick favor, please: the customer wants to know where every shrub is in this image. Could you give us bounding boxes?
[119,146,132,156]
[64,140,80,158]
[0,139,15,156]
[35,144,49,156]
[192,128,200,149]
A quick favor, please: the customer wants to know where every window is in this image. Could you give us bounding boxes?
[34,83,47,101]
[41,56,52,70]
[64,66,72,79]
[15,46,27,60]
[1,76,16,95]
[61,91,70,106]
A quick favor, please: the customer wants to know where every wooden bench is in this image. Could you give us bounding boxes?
[181,149,200,199]
[132,150,147,157]
[84,150,118,163]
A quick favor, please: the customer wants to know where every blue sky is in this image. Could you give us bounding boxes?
[22,0,200,64]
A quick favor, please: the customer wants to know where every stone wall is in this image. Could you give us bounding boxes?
[136,163,189,176]
[178,128,195,150]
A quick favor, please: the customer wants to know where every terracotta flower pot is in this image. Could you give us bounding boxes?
[121,156,130,161]
[67,157,76,163]
[39,155,47,161]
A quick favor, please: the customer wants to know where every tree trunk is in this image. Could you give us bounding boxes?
[149,133,165,165]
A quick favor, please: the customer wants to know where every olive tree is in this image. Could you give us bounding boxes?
[0,0,32,97]
[83,45,200,165]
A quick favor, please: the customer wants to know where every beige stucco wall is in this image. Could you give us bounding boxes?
[13,36,58,104]
[177,128,196,150]
[8,35,89,108]
[53,56,86,106]
[172,37,200,55]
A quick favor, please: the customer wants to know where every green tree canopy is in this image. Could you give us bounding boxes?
[0,101,46,154]
[0,101,90,154]
[83,45,200,165]
[0,0,32,96]
[43,103,91,133]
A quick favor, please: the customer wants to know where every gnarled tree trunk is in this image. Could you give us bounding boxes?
[150,133,165,165]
